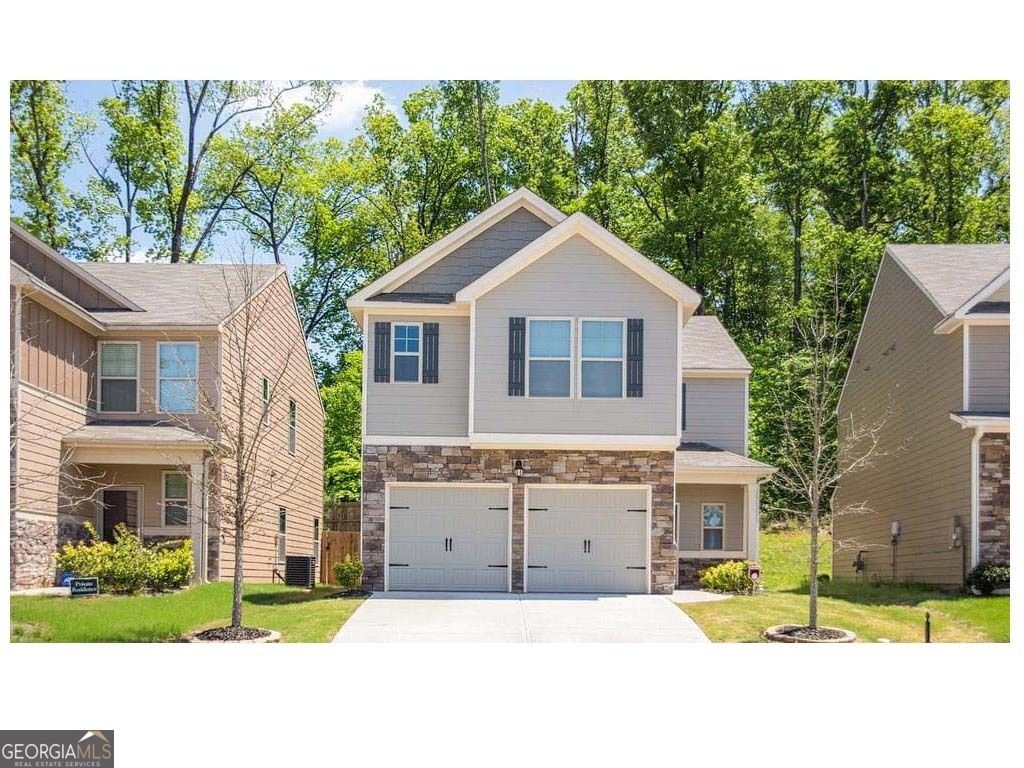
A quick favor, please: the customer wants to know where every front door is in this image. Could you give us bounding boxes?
[101,490,136,542]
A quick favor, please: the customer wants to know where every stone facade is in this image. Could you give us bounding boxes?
[978,433,1010,564]
[677,557,735,586]
[10,515,58,590]
[362,446,677,593]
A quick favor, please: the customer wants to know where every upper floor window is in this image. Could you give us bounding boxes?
[163,471,189,527]
[580,319,624,398]
[393,323,421,382]
[278,507,287,563]
[527,318,572,397]
[157,342,198,413]
[702,503,725,550]
[288,399,297,455]
[262,376,271,425]
[99,342,139,413]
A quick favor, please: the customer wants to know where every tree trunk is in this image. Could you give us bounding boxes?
[231,520,244,627]
[792,215,803,306]
[475,81,495,205]
[808,499,819,629]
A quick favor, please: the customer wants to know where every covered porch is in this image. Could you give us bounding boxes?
[674,443,775,585]
[62,423,214,583]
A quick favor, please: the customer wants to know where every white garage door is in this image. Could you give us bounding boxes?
[387,485,510,591]
[526,486,649,593]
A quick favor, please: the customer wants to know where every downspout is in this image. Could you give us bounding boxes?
[201,455,211,583]
[970,428,981,572]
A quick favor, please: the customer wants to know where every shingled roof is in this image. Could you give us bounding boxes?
[887,244,1009,316]
[681,315,751,372]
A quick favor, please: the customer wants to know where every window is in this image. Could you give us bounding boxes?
[262,377,271,426]
[163,472,189,527]
[580,319,624,398]
[157,342,198,413]
[528,319,571,397]
[288,399,297,455]
[702,503,725,550]
[313,518,320,563]
[99,342,139,412]
[278,508,287,563]
[393,323,421,382]
[681,382,687,431]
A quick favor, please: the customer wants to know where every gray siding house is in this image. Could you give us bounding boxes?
[834,244,1009,586]
[349,188,773,594]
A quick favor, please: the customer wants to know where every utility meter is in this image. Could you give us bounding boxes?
[890,521,901,538]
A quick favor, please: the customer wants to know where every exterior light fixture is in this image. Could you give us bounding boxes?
[514,459,524,478]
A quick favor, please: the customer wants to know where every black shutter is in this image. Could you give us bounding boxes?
[508,317,526,396]
[373,322,391,383]
[627,318,644,397]
[423,322,439,383]
[681,382,687,431]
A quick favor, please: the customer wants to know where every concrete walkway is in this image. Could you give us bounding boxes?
[333,592,709,643]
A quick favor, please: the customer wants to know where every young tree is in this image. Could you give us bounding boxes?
[321,350,363,500]
[10,80,86,249]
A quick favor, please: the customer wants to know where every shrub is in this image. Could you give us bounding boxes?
[57,522,193,593]
[699,560,755,593]
[332,555,364,591]
[967,562,1010,596]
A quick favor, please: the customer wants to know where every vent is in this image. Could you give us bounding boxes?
[285,555,316,588]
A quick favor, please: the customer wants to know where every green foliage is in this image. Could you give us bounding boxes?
[321,350,363,500]
[966,562,1010,596]
[56,522,193,594]
[332,555,365,591]
[698,560,756,593]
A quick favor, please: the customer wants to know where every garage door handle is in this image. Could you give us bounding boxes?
[390,506,410,510]
[390,563,410,567]
[528,508,548,512]
[487,564,508,568]
[626,566,645,570]
[527,565,547,569]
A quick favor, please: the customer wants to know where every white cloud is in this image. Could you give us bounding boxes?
[275,80,388,136]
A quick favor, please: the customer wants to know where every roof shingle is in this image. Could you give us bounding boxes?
[681,315,751,371]
[887,244,1009,316]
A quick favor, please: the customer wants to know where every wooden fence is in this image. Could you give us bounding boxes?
[319,530,360,584]
[324,500,360,532]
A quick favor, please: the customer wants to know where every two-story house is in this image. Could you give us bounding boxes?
[348,188,773,595]
[835,244,1010,586]
[9,224,324,590]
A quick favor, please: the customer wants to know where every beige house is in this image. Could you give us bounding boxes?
[834,244,1009,586]
[348,188,774,594]
[9,224,324,590]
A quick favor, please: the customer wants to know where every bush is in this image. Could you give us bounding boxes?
[967,562,1010,596]
[332,555,364,591]
[698,560,756,593]
[57,522,193,593]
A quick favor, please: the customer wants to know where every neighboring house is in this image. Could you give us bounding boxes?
[348,188,773,594]
[834,244,1009,586]
[9,224,324,590]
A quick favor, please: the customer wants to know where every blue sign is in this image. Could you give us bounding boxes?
[59,572,74,587]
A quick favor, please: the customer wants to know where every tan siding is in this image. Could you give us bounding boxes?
[681,377,746,454]
[20,298,96,406]
[10,233,124,310]
[216,274,324,582]
[835,254,973,585]
[473,235,679,436]
[968,325,1009,411]
[72,464,189,534]
[675,483,744,552]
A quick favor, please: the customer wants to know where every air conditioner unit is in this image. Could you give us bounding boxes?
[285,555,316,588]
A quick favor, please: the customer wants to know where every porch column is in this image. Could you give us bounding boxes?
[746,481,760,562]
[189,461,206,584]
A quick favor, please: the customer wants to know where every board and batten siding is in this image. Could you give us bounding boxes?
[473,234,678,436]
[11,233,126,310]
[364,314,470,437]
[20,298,96,407]
[968,324,1009,412]
[834,253,973,586]
[680,377,746,454]
[675,483,745,552]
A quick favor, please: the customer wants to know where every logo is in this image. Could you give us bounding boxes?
[1,730,114,767]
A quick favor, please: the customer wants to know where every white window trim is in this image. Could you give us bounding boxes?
[287,398,297,456]
[673,501,680,547]
[313,518,320,564]
[262,376,271,426]
[97,340,141,414]
[156,341,199,415]
[161,470,190,529]
[278,507,287,564]
[392,321,423,383]
[577,317,626,400]
[701,502,726,551]
[525,316,574,399]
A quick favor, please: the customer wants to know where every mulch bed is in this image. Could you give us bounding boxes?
[777,626,849,641]
[192,626,271,642]
[326,589,373,599]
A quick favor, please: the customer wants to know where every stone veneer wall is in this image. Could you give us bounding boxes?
[677,557,735,586]
[11,514,92,590]
[361,446,676,593]
[978,433,1010,564]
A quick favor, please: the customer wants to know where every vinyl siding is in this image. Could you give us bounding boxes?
[968,325,1009,411]
[680,377,746,454]
[216,273,324,582]
[73,464,192,534]
[834,253,973,585]
[20,298,96,407]
[396,207,552,295]
[364,314,470,437]
[473,234,678,436]
[10,233,126,309]
[675,483,745,552]
[988,281,1009,302]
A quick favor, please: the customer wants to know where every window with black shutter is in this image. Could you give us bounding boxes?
[508,317,526,396]
[373,322,391,382]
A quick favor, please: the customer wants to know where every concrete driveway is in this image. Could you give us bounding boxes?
[333,592,709,643]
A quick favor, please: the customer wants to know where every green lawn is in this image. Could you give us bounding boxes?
[11,582,364,643]
[680,529,1009,643]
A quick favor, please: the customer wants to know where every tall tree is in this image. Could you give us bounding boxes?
[9,80,85,248]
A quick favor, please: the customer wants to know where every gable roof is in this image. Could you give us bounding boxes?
[887,244,1010,316]
[455,212,702,310]
[681,315,751,372]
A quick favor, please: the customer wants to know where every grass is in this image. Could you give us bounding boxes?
[10,582,364,643]
[679,529,1009,643]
